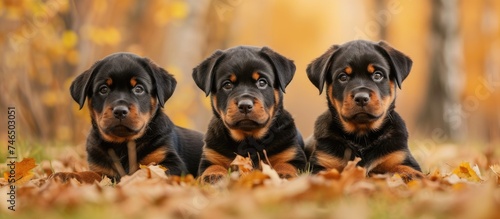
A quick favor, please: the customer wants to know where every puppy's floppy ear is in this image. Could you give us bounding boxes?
[143,58,176,108]
[70,60,103,109]
[375,41,412,89]
[260,47,296,93]
[192,50,225,96]
[306,45,340,94]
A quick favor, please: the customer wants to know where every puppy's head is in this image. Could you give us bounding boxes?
[307,40,412,135]
[193,46,295,141]
[70,52,176,143]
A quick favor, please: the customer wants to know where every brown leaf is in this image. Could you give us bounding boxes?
[317,168,341,180]
[3,158,37,185]
[52,171,102,184]
[119,164,168,186]
[230,155,253,175]
[233,171,269,188]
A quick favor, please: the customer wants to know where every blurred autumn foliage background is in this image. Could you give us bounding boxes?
[0,0,499,149]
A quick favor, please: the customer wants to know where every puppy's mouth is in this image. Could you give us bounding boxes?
[228,119,268,131]
[106,124,142,137]
[344,112,381,124]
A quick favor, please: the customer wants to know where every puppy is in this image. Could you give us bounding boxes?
[305,40,423,181]
[62,52,204,182]
[192,46,307,183]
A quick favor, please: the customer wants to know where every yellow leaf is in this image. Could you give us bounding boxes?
[86,26,121,46]
[62,30,78,49]
[452,162,481,182]
[103,27,121,46]
[170,1,189,19]
[15,172,34,185]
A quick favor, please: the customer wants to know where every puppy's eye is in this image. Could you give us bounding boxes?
[222,81,233,91]
[99,85,109,95]
[338,73,349,83]
[372,71,384,82]
[133,85,145,95]
[256,78,268,89]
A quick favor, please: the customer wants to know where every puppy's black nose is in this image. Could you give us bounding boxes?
[354,92,370,106]
[238,99,253,114]
[113,105,129,119]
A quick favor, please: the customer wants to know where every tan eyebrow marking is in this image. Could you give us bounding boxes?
[252,72,260,80]
[344,66,352,74]
[229,73,237,82]
[130,77,137,87]
[367,64,375,73]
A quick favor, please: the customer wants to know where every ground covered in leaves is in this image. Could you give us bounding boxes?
[2,143,500,219]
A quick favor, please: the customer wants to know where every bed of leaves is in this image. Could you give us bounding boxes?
[1,143,500,219]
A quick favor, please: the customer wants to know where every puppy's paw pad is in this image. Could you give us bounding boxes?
[399,171,425,183]
[274,163,298,179]
[202,174,225,184]
[278,173,295,179]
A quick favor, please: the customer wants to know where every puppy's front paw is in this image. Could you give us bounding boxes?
[273,163,298,179]
[202,174,226,184]
[200,165,228,184]
[398,169,425,182]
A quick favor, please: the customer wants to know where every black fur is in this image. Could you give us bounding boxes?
[305,40,422,180]
[192,46,306,183]
[70,52,203,181]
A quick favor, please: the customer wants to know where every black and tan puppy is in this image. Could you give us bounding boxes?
[192,46,307,183]
[306,40,422,181]
[61,53,203,182]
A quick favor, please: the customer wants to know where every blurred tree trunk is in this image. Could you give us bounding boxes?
[417,0,463,142]
[375,0,388,40]
[480,0,500,145]
[460,0,500,146]
[162,0,233,130]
